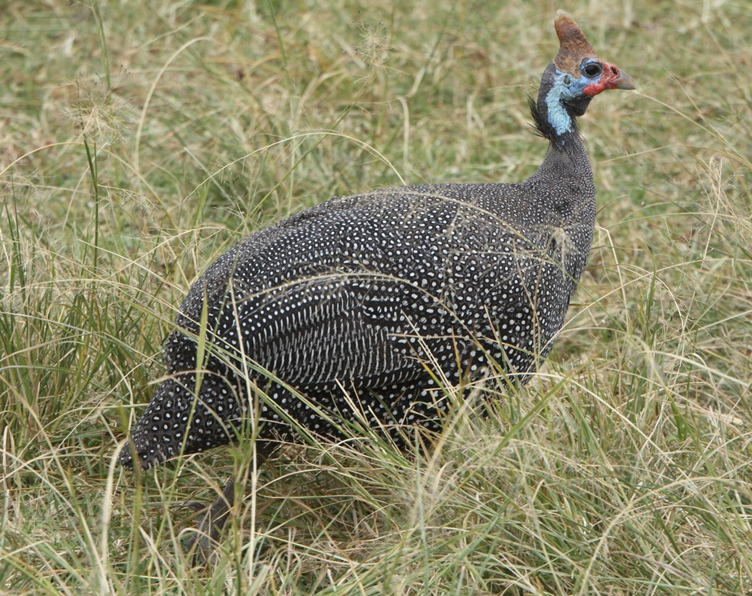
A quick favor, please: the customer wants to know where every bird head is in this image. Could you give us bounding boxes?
[537,10,635,138]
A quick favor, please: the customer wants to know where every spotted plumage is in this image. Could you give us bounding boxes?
[120,11,634,476]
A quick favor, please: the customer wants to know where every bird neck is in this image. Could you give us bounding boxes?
[536,130,592,184]
[528,108,591,182]
[528,63,594,182]
[531,63,593,146]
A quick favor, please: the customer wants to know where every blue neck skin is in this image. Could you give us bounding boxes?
[544,69,592,137]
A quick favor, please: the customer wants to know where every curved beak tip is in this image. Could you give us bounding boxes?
[612,70,637,91]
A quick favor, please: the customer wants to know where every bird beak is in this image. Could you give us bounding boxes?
[610,70,636,90]
[603,62,637,91]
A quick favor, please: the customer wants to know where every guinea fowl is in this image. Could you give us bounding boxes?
[120,11,634,558]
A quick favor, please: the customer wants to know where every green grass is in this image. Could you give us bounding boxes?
[2,0,752,593]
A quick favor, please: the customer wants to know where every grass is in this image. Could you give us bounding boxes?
[1,0,751,593]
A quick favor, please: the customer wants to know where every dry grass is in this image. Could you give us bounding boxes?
[1,0,751,593]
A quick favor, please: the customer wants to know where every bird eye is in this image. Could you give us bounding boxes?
[583,62,603,78]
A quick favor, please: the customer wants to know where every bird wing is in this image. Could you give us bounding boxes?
[220,274,444,391]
